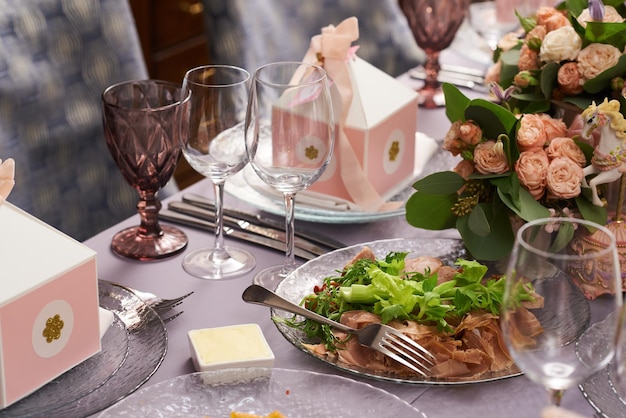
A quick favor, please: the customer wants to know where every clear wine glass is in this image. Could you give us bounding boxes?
[501,217,623,407]
[399,0,470,108]
[102,80,189,260]
[245,62,335,289]
[179,65,256,280]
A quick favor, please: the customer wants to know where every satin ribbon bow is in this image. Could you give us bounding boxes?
[0,158,15,205]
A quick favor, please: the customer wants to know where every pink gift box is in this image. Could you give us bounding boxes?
[306,57,418,207]
[0,202,100,408]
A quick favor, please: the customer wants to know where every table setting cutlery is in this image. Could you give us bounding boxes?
[160,209,319,260]
[243,284,435,376]
[108,282,193,322]
[408,66,489,93]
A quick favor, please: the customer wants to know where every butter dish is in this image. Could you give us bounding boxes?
[188,324,275,372]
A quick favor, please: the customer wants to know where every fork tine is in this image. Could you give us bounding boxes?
[377,343,430,377]
[152,291,194,312]
[384,329,436,364]
[162,310,184,323]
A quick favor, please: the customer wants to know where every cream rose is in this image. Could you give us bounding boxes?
[546,157,584,199]
[546,137,587,167]
[517,114,548,151]
[577,43,621,81]
[539,26,582,63]
[577,6,624,27]
[515,150,549,200]
[473,141,509,175]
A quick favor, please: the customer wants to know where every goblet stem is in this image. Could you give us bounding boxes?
[137,191,163,238]
[419,51,442,109]
[283,192,297,274]
[212,180,228,256]
[547,389,564,407]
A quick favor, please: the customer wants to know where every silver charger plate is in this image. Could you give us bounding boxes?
[98,367,427,417]
[273,237,522,385]
[0,280,167,417]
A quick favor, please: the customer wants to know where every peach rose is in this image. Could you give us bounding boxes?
[557,62,583,95]
[453,159,475,179]
[515,150,549,200]
[543,13,571,32]
[536,7,567,27]
[526,25,547,44]
[577,6,625,27]
[499,31,524,52]
[546,137,587,167]
[567,114,599,146]
[538,114,568,140]
[546,157,584,199]
[539,26,582,63]
[473,140,509,175]
[443,120,482,156]
[484,61,502,84]
[577,43,621,81]
[518,44,540,71]
[517,114,548,152]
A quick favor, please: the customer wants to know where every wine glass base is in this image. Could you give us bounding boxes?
[111,225,188,261]
[252,265,295,290]
[417,86,445,108]
[182,246,256,280]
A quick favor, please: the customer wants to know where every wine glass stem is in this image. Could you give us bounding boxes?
[212,180,229,259]
[137,191,163,238]
[423,50,441,90]
[548,389,564,407]
[283,192,297,273]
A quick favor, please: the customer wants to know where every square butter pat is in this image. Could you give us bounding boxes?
[188,324,275,372]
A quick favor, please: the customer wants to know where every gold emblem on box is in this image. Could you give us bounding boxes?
[305,145,319,160]
[388,141,400,162]
[42,314,64,343]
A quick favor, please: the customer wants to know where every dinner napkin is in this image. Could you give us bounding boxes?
[0,158,15,205]
[246,132,438,212]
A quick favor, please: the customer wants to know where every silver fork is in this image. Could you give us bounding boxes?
[110,282,194,315]
[242,285,435,376]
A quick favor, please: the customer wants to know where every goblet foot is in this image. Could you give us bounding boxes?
[182,246,255,280]
[417,86,445,108]
[111,225,188,261]
[253,265,294,291]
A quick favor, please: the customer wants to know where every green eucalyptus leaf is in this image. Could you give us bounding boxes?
[465,99,518,140]
[550,223,575,253]
[457,203,515,261]
[412,171,465,195]
[540,62,559,99]
[405,192,458,230]
[500,47,522,86]
[468,205,491,237]
[576,193,608,225]
[442,83,470,123]
[584,22,626,50]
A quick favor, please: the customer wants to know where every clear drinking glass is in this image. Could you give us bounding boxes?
[102,80,189,260]
[245,62,335,289]
[179,65,256,279]
[501,217,623,406]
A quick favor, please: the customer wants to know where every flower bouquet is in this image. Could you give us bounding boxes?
[488,0,626,115]
[405,84,607,261]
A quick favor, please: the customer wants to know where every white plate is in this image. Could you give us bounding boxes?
[0,281,167,418]
[225,133,450,223]
[272,237,522,385]
[98,368,427,417]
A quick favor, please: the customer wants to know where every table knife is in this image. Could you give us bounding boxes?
[159,209,317,260]
[180,193,347,251]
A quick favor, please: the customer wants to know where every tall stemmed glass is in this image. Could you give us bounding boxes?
[102,80,188,260]
[245,62,334,289]
[399,0,470,108]
[179,65,256,279]
[501,217,622,407]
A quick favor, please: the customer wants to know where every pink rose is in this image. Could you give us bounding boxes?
[577,43,621,81]
[557,62,583,95]
[453,159,475,179]
[517,114,548,152]
[538,114,568,140]
[546,137,586,167]
[473,140,509,175]
[443,120,482,156]
[515,150,549,200]
[546,157,584,199]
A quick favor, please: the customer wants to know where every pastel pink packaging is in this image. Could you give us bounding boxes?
[0,202,100,408]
